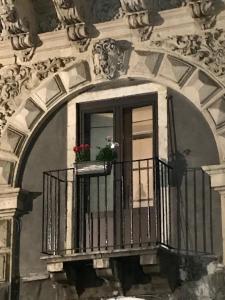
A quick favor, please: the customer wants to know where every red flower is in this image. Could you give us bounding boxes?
[84,144,90,149]
[80,144,85,149]
[73,146,80,153]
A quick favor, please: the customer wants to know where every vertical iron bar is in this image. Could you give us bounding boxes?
[105,175,108,250]
[54,176,57,254]
[202,170,206,253]
[120,162,123,248]
[164,163,168,245]
[161,162,165,244]
[46,174,49,253]
[130,160,134,247]
[79,177,83,252]
[185,171,189,255]
[147,159,151,244]
[57,171,61,255]
[121,161,125,248]
[194,169,197,254]
[42,172,46,253]
[209,176,213,254]
[177,170,181,255]
[91,212,93,251]
[168,167,172,247]
[138,160,142,247]
[73,165,77,252]
[50,173,53,253]
[66,170,69,252]
[155,158,161,245]
[97,176,100,251]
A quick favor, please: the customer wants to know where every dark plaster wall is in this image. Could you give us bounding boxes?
[169,89,219,167]
[19,104,67,277]
[169,89,222,256]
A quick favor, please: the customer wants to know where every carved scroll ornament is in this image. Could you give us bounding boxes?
[0,1,40,61]
[52,0,90,52]
[150,28,225,78]
[188,0,215,29]
[93,38,125,80]
[120,0,153,41]
[0,56,75,136]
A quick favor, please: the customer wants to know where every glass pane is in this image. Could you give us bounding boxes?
[132,106,153,207]
[89,113,114,212]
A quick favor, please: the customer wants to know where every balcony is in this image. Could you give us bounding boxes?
[42,158,220,261]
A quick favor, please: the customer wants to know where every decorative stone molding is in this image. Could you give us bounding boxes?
[120,0,153,41]
[188,0,215,29]
[0,56,75,136]
[52,0,90,52]
[150,29,225,80]
[0,0,41,61]
[93,38,127,80]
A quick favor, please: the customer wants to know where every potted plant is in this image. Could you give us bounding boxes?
[73,139,119,176]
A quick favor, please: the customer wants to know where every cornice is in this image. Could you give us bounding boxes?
[0,6,204,64]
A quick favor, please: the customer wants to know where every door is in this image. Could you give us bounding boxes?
[77,94,157,251]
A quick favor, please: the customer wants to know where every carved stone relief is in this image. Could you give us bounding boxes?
[0,0,41,61]
[0,56,75,136]
[93,38,127,80]
[188,0,215,29]
[150,29,225,80]
[52,0,90,52]
[120,0,153,41]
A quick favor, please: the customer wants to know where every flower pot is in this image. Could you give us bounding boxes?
[74,161,112,177]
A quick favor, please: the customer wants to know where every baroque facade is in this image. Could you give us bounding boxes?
[1,0,225,299]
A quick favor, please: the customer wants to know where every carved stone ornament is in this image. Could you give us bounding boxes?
[93,38,126,80]
[52,0,90,52]
[0,1,41,61]
[188,0,215,29]
[120,0,153,41]
[0,56,75,136]
[150,28,225,79]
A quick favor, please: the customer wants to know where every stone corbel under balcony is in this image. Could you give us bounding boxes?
[202,164,225,264]
[188,0,216,29]
[0,0,41,62]
[120,0,153,41]
[52,0,91,52]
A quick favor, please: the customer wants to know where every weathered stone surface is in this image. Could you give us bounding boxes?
[170,262,225,300]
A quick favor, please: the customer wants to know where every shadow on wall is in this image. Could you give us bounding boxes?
[169,151,187,189]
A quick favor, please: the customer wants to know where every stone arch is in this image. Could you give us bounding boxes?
[0,48,225,187]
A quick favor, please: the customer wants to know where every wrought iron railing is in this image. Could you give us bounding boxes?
[42,159,219,257]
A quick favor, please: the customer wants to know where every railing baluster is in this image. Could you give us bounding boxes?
[147,159,151,244]
[161,162,165,245]
[164,163,168,245]
[57,171,61,254]
[105,175,108,250]
[97,176,100,251]
[54,175,57,254]
[138,160,142,247]
[130,160,134,247]
[193,169,197,254]
[209,176,213,254]
[185,170,189,255]
[50,173,53,253]
[168,167,172,247]
[202,170,206,253]
[42,173,46,253]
